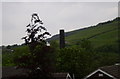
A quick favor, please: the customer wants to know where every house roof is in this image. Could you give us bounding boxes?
[99,64,120,79]
[51,73,69,77]
[2,66,28,78]
[2,67,72,79]
[84,64,120,79]
[51,73,72,79]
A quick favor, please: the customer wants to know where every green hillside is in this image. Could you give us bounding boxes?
[50,17,119,50]
[66,18,118,47]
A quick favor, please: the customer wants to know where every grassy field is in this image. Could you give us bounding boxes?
[59,18,119,48]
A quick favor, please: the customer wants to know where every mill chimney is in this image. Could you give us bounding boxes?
[60,29,65,49]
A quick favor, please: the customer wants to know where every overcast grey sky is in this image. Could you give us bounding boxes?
[1,1,118,46]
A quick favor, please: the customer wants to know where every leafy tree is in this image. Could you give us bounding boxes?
[14,13,55,79]
[6,45,11,49]
[56,40,120,79]
[76,39,93,52]
[22,13,51,46]
[56,46,95,79]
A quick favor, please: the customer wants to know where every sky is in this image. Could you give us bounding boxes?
[0,0,119,46]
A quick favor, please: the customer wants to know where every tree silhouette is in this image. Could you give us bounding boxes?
[15,13,55,79]
[22,13,51,44]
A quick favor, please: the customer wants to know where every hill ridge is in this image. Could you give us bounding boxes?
[48,17,119,42]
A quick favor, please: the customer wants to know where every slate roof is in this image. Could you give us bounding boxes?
[52,73,67,77]
[2,67,71,79]
[99,64,120,79]
[2,67,28,78]
[51,73,71,79]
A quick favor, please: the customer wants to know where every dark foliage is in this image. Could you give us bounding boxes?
[14,13,55,78]
[95,44,119,53]
[22,13,51,44]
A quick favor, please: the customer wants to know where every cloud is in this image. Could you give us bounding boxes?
[2,2,118,45]
[1,0,120,2]
[0,2,2,45]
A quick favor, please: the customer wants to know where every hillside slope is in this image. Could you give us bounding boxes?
[49,17,119,48]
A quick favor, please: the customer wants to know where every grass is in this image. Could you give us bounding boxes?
[65,18,119,47]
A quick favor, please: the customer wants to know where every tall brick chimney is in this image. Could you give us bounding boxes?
[60,29,65,49]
